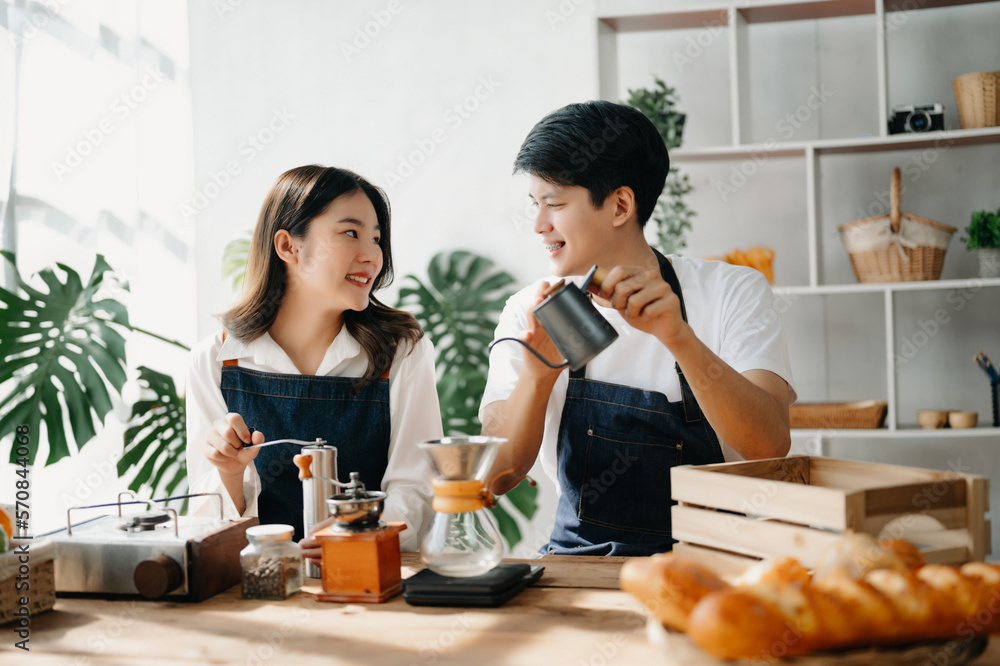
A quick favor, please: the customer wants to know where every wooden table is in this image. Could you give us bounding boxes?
[6,553,1000,665]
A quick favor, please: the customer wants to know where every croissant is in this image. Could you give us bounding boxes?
[620,537,1000,661]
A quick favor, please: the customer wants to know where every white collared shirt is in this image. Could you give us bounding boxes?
[185,327,441,551]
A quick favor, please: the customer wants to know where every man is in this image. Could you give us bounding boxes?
[480,100,796,556]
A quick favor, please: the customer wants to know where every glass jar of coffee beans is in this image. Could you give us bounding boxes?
[240,524,303,599]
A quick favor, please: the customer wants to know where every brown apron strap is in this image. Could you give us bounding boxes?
[221,330,238,367]
[380,368,390,380]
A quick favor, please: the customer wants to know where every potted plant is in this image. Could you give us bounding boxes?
[963,207,1000,278]
[626,77,695,255]
[650,168,695,255]
[625,76,686,149]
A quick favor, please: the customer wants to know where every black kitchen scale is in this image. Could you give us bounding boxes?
[402,563,544,607]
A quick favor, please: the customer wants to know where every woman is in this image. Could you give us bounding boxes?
[185,165,440,554]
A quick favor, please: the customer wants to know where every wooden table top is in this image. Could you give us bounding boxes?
[6,553,1000,665]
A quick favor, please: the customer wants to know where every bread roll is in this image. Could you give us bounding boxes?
[619,553,728,632]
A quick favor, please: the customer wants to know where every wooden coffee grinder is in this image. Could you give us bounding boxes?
[293,454,406,603]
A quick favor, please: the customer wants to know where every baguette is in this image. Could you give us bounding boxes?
[687,560,1000,660]
[620,536,1000,661]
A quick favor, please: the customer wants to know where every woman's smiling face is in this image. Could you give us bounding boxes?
[288,190,384,314]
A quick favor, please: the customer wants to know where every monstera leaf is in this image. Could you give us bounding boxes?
[119,366,187,499]
[396,250,538,549]
[397,250,516,434]
[0,252,129,465]
[221,232,251,291]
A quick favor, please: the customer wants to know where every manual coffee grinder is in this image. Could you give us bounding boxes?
[293,455,406,603]
[418,436,505,577]
[293,439,338,579]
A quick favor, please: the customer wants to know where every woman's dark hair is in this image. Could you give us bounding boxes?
[513,100,669,227]
[219,165,422,387]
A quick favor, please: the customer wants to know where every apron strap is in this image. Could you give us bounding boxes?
[569,251,703,421]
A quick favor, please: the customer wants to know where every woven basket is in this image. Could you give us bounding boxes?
[838,168,956,283]
[0,539,56,625]
[953,71,1000,129]
[789,400,888,429]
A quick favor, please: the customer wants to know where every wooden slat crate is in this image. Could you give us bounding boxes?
[671,456,991,568]
[1,539,56,625]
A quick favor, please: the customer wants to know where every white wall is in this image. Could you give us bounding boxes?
[187,0,602,554]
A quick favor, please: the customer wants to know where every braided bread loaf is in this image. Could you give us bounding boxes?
[620,536,1000,660]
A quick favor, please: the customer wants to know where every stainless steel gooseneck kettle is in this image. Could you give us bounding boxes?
[489,264,618,371]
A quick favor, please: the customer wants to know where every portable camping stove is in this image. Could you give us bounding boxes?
[44,492,257,601]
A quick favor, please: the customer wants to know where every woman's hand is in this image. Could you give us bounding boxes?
[203,412,262,478]
[300,514,337,566]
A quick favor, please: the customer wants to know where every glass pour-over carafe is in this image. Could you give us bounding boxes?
[418,437,506,577]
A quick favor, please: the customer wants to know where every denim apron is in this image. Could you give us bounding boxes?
[545,250,725,556]
[220,341,391,542]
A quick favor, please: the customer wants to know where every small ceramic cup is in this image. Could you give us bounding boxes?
[948,411,978,429]
[917,409,948,429]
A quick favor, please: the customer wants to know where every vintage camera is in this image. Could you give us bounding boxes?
[888,103,945,134]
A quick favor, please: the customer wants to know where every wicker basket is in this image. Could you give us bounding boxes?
[789,400,888,429]
[838,168,956,283]
[0,538,56,625]
[953,71,1000,129]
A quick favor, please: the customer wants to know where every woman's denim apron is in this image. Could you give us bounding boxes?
[220,345,391,542]
[545,250,725,556]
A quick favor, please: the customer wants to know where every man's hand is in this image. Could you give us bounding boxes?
[599,266,690,347]
[520,281,568,381]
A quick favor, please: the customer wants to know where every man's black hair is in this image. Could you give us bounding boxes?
[513,100,669,227]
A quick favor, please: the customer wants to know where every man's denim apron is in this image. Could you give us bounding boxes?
[220,348,391,542]
[545,250,725,556]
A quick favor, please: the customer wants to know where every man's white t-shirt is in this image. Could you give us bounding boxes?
[479,255,798,494]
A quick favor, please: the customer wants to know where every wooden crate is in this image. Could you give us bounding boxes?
[671,456,991,568]
[1,539,56,625]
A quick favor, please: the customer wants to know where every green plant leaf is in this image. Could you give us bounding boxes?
[650,166,695,255]
[489,503,522,550]
[0,252,130,465]
[396,250,516,437]
[505,479,539,521]
[625,76,686,149]
[118,366,187,498]
[221,233,251,291]
[963,208,1000,250]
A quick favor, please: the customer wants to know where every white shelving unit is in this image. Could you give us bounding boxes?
[596,0,1000,442]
